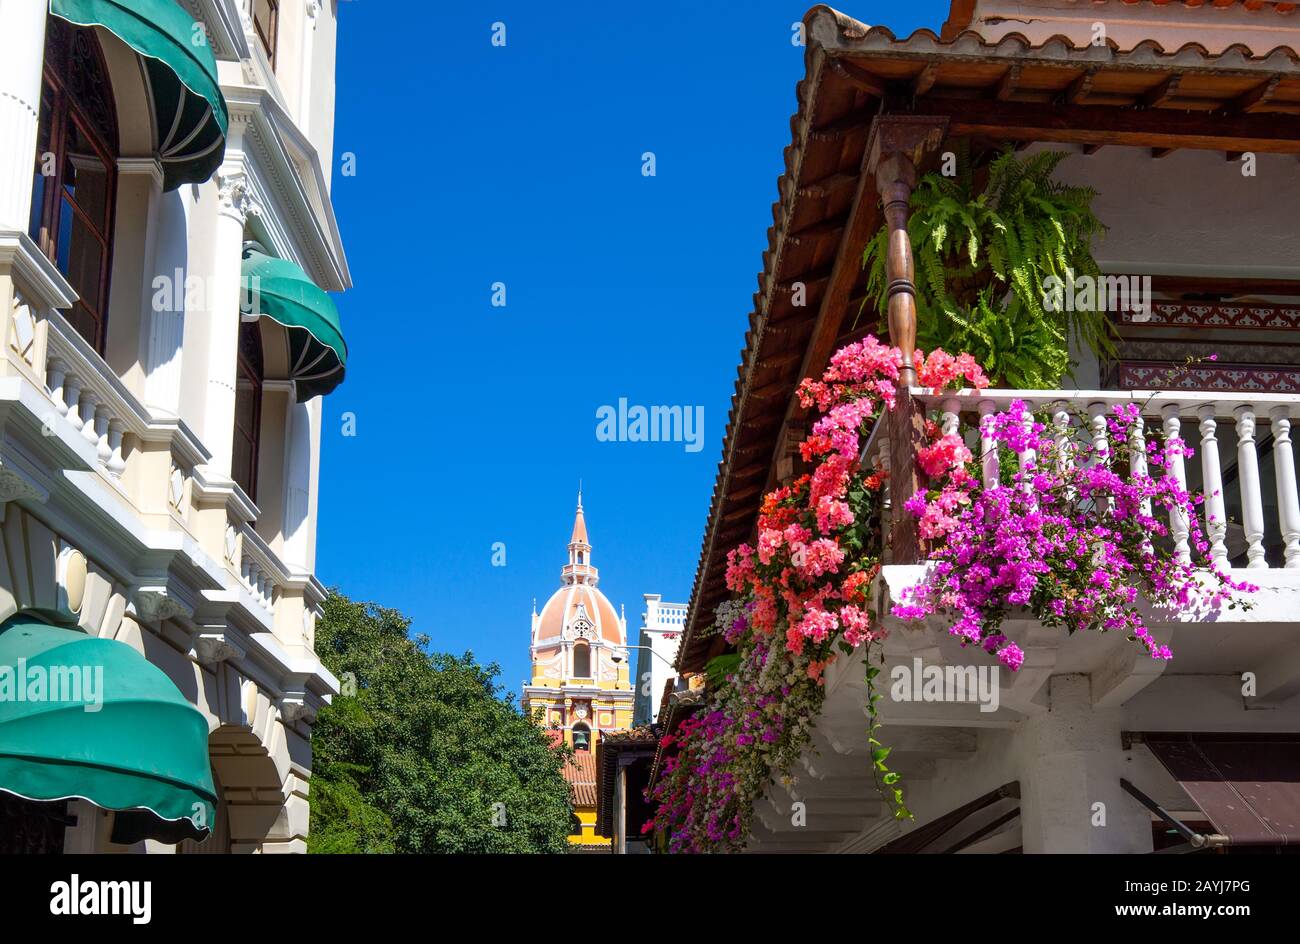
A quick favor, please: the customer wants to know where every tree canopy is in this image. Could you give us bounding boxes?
[308,591,574,853]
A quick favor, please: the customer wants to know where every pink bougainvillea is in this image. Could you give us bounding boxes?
[895,398,1257,671]
[645,336,1253,854]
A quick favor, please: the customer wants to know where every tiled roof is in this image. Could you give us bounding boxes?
[563,751,598,808]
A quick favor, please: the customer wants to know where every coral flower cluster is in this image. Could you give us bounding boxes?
[645,338,985,853]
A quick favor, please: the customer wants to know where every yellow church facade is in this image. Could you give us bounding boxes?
[522,496,634,848]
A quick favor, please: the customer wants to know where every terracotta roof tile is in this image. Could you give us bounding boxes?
[564,751,599,808]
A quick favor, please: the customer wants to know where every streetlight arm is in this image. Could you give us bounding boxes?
[614,644,676,669]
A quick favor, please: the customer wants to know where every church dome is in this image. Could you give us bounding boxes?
[531,493,626,646]
[534,582,624,645]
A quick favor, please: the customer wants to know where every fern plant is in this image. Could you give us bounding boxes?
[861,146,1111,389]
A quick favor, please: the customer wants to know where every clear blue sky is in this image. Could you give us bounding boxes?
[317,1,950,696]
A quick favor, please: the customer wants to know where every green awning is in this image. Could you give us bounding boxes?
[51,0,229,190]
[0,615,217,844]
[241,246,348,400]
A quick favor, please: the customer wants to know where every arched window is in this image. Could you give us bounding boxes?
[572,723,590,752]
[572,642,590,678]
[29,18,118,352]
[232,320,264,501]
[568,813,583,836]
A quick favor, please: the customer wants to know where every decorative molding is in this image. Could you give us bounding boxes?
[216,170,262,223]
[133,586,195,624]
[1119,302,1300,331]
[116,157,166,191]
[1116,361,1300,394]
[194,631,246,666]
[0,460,48,507]
[55,544,87,617]
[305,0,322,24]
[279,693,315,724]
[9,291,35,364]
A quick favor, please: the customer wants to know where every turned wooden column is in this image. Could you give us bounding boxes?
[865,115,947,563]
[877,152,920,387]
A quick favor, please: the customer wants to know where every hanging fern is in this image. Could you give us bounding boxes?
[861,145,1111,389]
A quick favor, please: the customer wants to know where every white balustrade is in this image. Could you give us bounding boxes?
[1270,406,1300,568]
[904,387,1300,572]
[978,399,998,490]
[1197,406,1230,566]
[1233,406,1267,569]
[1161,405,1191,563]
[236,521,284,612]
[41,315,156,483]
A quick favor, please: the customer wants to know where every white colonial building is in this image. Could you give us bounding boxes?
[632,594,685,726]
[0,0,349,853]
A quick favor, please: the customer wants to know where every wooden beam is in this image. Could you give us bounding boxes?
[995,64,1022,101]
[912,62,939,97]
[808,113,874,143]
[914,93,1300,154]
[1061,69,1095,106]
[1140,74,1182,109]
[797,172,858,200]
[787,217,848,247]
[829,58,888,98]
[1225,76,1279,115]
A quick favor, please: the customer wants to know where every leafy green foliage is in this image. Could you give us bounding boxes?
[308,591,574,853]
[704,653,742,688]
[862,146,1111,388]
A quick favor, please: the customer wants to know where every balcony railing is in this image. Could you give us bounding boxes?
[235,517,286,612]
[44,313,146,480]
[866,387,1300,571]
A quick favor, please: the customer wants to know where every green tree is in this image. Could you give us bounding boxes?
[308,591,574,853]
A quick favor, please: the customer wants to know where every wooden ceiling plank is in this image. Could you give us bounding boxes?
[916,93,1300,153]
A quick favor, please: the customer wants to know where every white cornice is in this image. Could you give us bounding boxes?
[221,90,349,292]
[222,92,351,293]
[0,232,76,310]
[183,0,252,61]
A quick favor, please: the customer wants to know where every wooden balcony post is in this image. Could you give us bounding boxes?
[865,115,947,563]
[877,152,920,388]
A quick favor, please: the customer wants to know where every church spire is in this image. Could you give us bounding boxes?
[562,490,597,587]
[571,489,588,545]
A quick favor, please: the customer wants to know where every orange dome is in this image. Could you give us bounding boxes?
[534,582,625,645]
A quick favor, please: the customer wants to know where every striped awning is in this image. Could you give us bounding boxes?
[51,0,229,190]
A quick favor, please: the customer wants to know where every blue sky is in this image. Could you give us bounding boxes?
[318,1,950,695]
